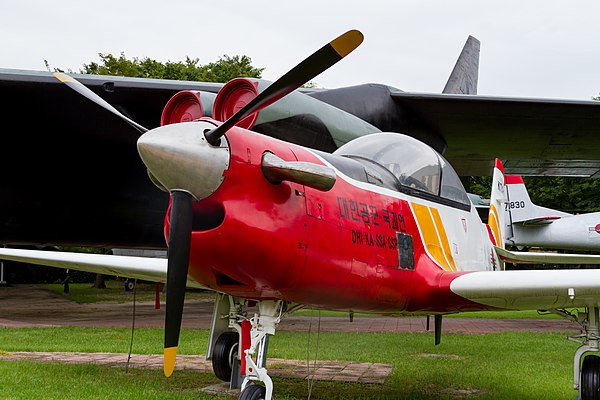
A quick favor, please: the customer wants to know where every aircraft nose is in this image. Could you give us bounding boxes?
[137,121,230,200]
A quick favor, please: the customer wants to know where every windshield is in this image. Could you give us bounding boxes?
[334,133,470,207]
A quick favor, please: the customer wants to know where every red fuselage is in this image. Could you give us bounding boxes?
[165,121,490,314]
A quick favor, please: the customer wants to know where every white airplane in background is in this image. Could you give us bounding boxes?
[505,175,600,251]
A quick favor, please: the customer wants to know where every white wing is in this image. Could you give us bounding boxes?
[495,246,600,265]
[451,269,600,310]
[0,248,207,289]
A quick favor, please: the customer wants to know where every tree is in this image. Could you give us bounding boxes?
[80,53,263,82]
[469,175,600,213]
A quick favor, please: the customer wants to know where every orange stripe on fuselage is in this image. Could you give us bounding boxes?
[430,208,457,271]
[411,203,456,272]
[488,204,501,247]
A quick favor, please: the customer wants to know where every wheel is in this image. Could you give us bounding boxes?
[212,331,239,381]
[238,384,266,400]
[124,279,135,291]
[581,355,600,400]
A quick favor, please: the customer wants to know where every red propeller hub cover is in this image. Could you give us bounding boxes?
[212,78,259,129]
[160,90,205,126]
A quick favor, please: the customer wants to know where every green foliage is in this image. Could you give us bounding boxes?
[467,176,491,198]
[523,176,600,212]
[469,175,600,212]
[80,53,264,83]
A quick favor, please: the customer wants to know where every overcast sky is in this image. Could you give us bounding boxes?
[2,1,599,100]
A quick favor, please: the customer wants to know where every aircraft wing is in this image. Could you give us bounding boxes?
[307,85,600,177]
[513,216,562,225]
[0,68,225,249]
[390,92,600,177]
[2,67,600,250]
[451,268,600,310]
[495,246,600,265]
[0,247,207,289]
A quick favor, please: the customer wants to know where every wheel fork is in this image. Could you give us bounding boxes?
[569,306,600,392]
[240,300,283,400]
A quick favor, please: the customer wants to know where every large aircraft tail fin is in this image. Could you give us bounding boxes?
[487,159,508,251]
[443,35,480,95]
[505,175,571,225]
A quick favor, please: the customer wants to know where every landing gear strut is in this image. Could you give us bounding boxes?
[568,305,600,400]
[238,300,283,400]
[207,294,297,399]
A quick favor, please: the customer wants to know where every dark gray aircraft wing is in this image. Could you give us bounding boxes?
[1,65,599,249]
[390,91,600,177]
[0,69,223,249]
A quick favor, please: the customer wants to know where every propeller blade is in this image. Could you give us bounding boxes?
[204,29,364,144]
[53,72,148,133]
[163,190,194,377]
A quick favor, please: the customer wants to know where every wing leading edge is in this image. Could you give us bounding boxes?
[451,268,600,310]
[0,247,206,289]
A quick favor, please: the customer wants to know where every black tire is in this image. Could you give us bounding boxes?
[212,331,239,381]
[581,355,600,400]
[238,384,266,400]
[124,279,135,291]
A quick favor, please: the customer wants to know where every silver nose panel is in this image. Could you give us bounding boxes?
[137,121,230,200]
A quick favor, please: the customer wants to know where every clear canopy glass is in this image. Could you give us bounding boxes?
[334,133,470,206]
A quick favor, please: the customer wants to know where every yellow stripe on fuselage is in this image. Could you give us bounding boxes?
[411,203,456,271]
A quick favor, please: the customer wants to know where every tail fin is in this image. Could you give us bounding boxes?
[505,175,571,224]
[487,159,507,250]
[443,35,480,95]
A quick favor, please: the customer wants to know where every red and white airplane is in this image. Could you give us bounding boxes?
[3,30,600,400]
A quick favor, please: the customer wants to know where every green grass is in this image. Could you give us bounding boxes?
[0,326,581,399]
[39,282,215,304]
[3,285,579,398]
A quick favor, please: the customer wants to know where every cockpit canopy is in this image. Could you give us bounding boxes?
[332,133,470,207]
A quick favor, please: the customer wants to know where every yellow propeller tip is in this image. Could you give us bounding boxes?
[164,346,178,377]
[331,29,364,57]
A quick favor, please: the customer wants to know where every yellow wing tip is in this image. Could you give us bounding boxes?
[163,346,178,377]
[331,29,364,57]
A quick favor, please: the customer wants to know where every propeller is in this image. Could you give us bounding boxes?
[204,29,363,145]
[161,29,363,377]
[55,29,364,378]
[53,72,148,133]
[163,190,194,377]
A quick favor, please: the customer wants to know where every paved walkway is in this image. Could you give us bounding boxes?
[0,284,581,333]
[0,351,391,384]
